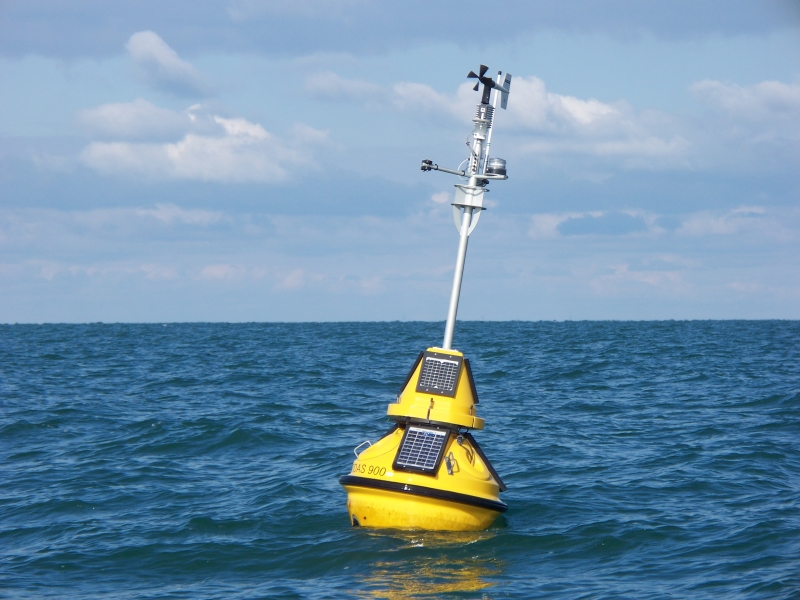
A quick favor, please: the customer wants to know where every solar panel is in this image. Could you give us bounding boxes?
[393,426,449,473]
[415,352,462,397]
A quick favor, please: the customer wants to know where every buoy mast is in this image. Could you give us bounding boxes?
[421,65,511,348]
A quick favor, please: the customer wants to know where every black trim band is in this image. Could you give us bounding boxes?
[339,475,507,513]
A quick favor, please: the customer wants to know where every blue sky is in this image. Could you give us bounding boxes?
[1,1,799,323]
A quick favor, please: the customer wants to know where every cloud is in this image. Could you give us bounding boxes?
[559,211,649,236]
[507,76,690,166]
[529,211,600,239]
[589,263,689,295]
[389,74,797,171]
[0,206,227,246]
[529,213,572,239]
[677,206,773,237]
[691,79,800,146]
[18,259,179,281]
[35,260,61,281]
[227,0,368,21]
[305,71,800,174]
[79,106,326,182]
[508,77,626,133]
[126,30,211,96]
[199,264,245,280]
[2,202,799,321]
[305,71,384,102]
[2,1,797,59]
[135,203,224,226]
[692,79,800,120]
[528,205,798,245]
[306,72,474,119]
[76,99,194,141]
[274,268,306,290]
[311,72,690,168]
[726,280,763,292]
[530,209,665,239]
[391,81,469,117]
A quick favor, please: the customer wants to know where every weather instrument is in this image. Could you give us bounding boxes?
[339,65,511,530]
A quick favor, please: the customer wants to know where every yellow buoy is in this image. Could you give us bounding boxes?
[339,65,512,530]
[339,348,507,530]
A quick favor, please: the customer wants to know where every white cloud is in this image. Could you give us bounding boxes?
[499,77,800,171]
[135,204,224,226]
[3,203,799,321]
[589,263,689,295]
[137,264,179,280]
[79,108,325,182]
[507,76,689,166]
[305,73,474,119]
[690,80,800,164]
[677,206,772,237]
[227,0,366,20]
[19,259,179,281]
[529,212,580,239]
[508,76,627,133]
[306,71,800,174]
[76,99,193,141]
[392,81,461,116]
[199,264,245,280]
[275,268,306,290]
[692,79,800,124]
[726,280,763,292]
[126,31,211,96]
[309,72,689,167]
[527,206,791,241]
[289,122,331,146]
[528,211,604,238]
[431,191,450,204]
[305,71,384,102]
[349,73,686,165]
[521,136,689,160]
[37,260,61,281]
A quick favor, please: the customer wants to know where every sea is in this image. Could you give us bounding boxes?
[1,321,798,599]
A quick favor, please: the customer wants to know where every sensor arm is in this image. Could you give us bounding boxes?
[420,160,465,177]
[420,159,506,180]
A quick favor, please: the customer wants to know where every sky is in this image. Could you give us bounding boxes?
[1,0,799,324]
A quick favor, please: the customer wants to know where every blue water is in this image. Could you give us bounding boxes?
[1,321,799,599]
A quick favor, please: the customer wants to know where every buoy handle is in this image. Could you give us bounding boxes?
[353,440,372,457]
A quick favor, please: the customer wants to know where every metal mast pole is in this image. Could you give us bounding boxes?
[442,152,481,350]
[442,196,475,350]
[422,65,511,350]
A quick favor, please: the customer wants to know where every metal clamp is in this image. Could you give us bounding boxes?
[444,451,458,475]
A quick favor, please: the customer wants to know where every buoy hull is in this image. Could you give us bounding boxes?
[340,422,506,531]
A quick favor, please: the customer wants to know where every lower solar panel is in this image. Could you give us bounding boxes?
[393,426,449,473]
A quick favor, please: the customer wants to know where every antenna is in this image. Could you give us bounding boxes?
[420,65,512,350]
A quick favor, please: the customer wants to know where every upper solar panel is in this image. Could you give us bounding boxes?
[415,351,463,397]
